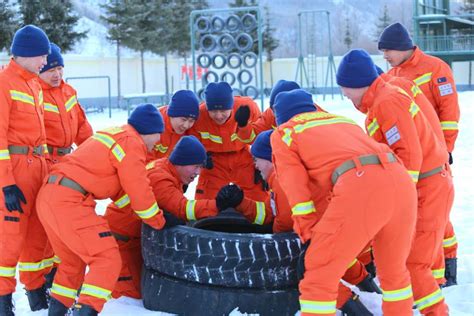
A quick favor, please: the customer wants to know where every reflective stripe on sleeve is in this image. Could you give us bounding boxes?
[409,102,420,117]
[0,266,16,277]
[186,200,197,221]
[443,235,457,248]
[92,133,126,162]
[253,202,266,225]
[367,118,380,136]
[291,201,316,216]
[299,299,337,314]
[134,202,160,220]
[114,194,131,209]
[440,121,458,131]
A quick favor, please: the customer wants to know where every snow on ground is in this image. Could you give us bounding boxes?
[12,92,474,315]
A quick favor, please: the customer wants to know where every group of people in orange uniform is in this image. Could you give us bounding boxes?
[0,21,459,316]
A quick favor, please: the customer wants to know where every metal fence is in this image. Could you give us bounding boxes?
[417,35,474,53]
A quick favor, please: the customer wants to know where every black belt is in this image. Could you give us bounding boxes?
[47,146,72,156]
[8,145,44,156]
[47,175,87,195]
[112,232,130,242]
[331,153,398,185]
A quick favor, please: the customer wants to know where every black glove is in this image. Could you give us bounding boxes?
[2,185,26,213]
[216,184,244,211]
[182,184,189,193]
[297,240,311,281]
[234,105,251,128]
[448,152,453,165]
[204,152,213,169]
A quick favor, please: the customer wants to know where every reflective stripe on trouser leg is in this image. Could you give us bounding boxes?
[51,282,78,300]
[300,299,336,315]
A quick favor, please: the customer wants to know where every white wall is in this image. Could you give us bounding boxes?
[1,53,472,100]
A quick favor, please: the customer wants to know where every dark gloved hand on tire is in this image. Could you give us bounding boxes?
[2,184,26,213]
[216,184,244,211]
[234,105,251,128]
[204,152,213,169]
[297,240,311,281]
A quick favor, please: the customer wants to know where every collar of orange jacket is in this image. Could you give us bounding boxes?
[39,78,65,90]
[360,75,386,113]
[397,46,422,70]
[8,58,38,81]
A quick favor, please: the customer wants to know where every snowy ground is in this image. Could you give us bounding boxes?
[12,92,473,315]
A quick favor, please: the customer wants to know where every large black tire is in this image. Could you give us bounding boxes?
[141,268,300,316]
[141,212,302,290]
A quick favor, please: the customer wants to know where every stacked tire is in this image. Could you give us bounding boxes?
[141,212,302,315]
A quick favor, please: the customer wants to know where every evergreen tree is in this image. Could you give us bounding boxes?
[344,17,353,50]
[0,1,19,53]
[263,6,279,86]
[101,0,136,104]
[373,3,392,41]
[19,0,87,52]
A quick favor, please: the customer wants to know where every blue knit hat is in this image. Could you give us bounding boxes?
[169,136,207,166]
[168,90,200,119]
[270,80,301,108]
[251,130,273,162]
[378,22,414,51]
[205,82,234,111]
[40,43,64,74]
[128,103,164,135]
[336,49,379,88]
[273,89,316,126]
[11,25,50,57]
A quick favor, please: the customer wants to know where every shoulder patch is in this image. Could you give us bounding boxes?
[438,83,453,96]
[385,125,401,146]
[101,126,125,135]
[437,77,447,84]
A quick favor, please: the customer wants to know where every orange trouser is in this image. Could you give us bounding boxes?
[0,155,52,295]
[300,163,416,316]
[37,183,121,312]
[112,239,142,299]
[443,220,457,259]
[407,170,453,315]
[196,149,268,202]
[103,204,143,299]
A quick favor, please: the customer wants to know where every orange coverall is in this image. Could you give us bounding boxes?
[104,158,218,298]
[272,110,417,315]
[382,72,452,284]
[146,106,185,161]
[40,79,93,165]
[36,124,165,312]
[388,49,460,263]
[236,103,327,143]
[388,47,460,152]
[0,59,52,295]
[236,169,370,309]
[360,76,454,315]
[190,96,268,202]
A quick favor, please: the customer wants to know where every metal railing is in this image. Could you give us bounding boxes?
[416,35,474,53]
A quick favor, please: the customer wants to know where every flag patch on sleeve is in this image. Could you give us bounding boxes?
[385,125,401,146]
[437,77,447,84]
[439,83,453,96]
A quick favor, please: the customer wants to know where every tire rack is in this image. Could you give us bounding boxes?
[190,7,264,110]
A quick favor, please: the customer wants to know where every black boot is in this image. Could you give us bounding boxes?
[443,257,458,287]
[356,274,382,294]
[25,286,48,311]
[72,304,98,316]
[340,293,373,316]
[0,293,14,316]
[365,261,376,278]
[48,297,69,316]
[44,267,57,290]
